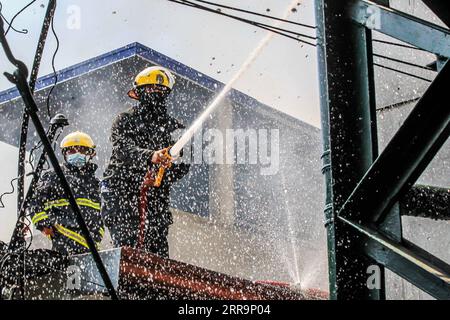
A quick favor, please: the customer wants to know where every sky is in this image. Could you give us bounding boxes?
[0,0,321,127]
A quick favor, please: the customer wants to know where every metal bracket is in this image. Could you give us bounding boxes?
[340,216,450,299]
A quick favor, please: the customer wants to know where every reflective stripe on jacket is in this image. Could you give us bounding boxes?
[29,162,104,255]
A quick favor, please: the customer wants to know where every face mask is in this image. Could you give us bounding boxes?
[66,153,87,168]
[140,91,168,104]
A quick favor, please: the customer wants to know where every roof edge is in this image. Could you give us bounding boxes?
[0,42,318,130]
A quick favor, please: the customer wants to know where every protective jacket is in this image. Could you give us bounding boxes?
[102,101,190,256]
[30,162,104,255]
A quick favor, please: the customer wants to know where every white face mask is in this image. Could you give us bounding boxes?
[66,152,87,168]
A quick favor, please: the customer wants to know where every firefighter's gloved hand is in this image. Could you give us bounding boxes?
[151,148,172,168]
[42,227,55,237]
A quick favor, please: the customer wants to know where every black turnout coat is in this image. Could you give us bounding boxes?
[30,162,104,255]
[101,102,190,232]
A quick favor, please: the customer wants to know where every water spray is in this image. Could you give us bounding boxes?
[290,282,303,292]
[140,0,301,246]
[150,0,301,186]
[170,0,300,157]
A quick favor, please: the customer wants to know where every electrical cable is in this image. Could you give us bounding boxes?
[45,13,59,120]
[373,62,433,82]
[30,128,64,180]
[173,0,316,44]
[242,19,317,41]
[0,128,55,210]
[0,2,28,34]
[52,125,63,150]
[0,176,21,209]
[0,3,118,299]
[2,125,65,278]
[167,0,316,46]
[19,215,33,251]
[190,0,316,29]
[373,39,430,52]
[373,53,435,71]
[28,140,43,172]
[1,127,52,210]
[0,251,11,274]
[172,2,435,84]
[3,0,37,36]
[3,1,57,226]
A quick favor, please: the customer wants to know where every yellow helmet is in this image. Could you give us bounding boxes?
[60,131,96,152]
[127,66,176,100]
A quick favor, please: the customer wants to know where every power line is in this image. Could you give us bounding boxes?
[373,53,435,71]
[249,20,316,41]
[372,39,435,80]
[174,0,316,45]
[198,5,317,42]
[190,0,316,29]
[3,0,37,36]
[377,97,421,112]
[0,2,28,34]
[173,0,315,42]
[0,176,21,208]
[45,11,60,120]
[373,39,430,52]
[168,0,316,47]
[373,63,433,83]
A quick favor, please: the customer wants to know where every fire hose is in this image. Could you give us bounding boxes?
[137,148,173,249]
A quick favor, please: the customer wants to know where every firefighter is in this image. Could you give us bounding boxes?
[30,131,104,256]
[101,66,190,258]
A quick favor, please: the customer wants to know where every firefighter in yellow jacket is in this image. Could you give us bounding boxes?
[30,131,104,255]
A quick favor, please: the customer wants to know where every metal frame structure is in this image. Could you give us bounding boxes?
[315,0,450,300]
[0,4,118,300]
[16,0,57,220]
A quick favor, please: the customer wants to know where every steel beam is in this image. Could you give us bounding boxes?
[338,59,450,224]
[422,1,450,28]
[340,216,450,299]
[349,0,450,58]
[317,0,450,300]
[400,185,450,221]
[8,115,68,252]
[315,0,383,300]
[372,0,389,6]
[17,0,57,218]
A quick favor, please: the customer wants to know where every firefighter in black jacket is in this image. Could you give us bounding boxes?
[102,66,190,258]
[31,132,104,255]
